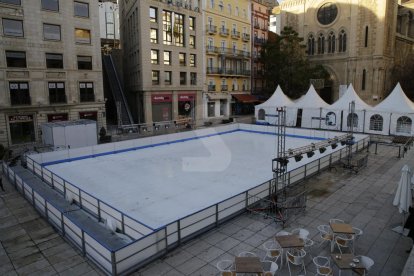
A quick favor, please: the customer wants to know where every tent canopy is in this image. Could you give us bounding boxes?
[292,85,330,109]
[255,85,294,108]
[373,83,414,113]
[329,84,371,110]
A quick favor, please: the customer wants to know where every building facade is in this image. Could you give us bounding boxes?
[99,0,120,49]
[280,0,414,105]
[251,0,269,98]
[120,0,203,125]
[0,0,105,147]
[203,0,252,119]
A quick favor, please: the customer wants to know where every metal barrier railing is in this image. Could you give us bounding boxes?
[4,134,370,275]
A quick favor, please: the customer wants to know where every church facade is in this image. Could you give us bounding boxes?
[279,0,414,104]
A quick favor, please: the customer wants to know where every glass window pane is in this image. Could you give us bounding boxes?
[77,55,92,70]
[6,51,26,67]
[150,7,157,23]
[43,24,61,40]
[74,1,89,17]
[2,18,23,37]
[41,0,59,11]
[0,0,21,5]
[75,28,91,44]
[46,53,63,68]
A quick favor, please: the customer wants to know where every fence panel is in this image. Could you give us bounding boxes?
[218,194,246,220]
[180,206,216,239]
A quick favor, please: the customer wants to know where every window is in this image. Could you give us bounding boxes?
[48,82,66,103]
[41,0,58,11]
[190,72,197,85]
[228,4,231,14]
[150,28,158,43]
[317,3,338,25]
[362,69,366,90]
[164,51,171,65]
[189,35,195,48]
[79,82,94,102]
[150,7,157,23]
[2,18,23,37]
[208,102,215,117]
[6,51,26,67]
[75,28,91,44]
[152,70,159,85]
[220,100,226,116]
[74,1,89,18]
[347,113,358,128]
[189,54,195,67]
[339,30,347,52]
[397,116,412,133]
[364,26,369,47]
[174,13,184,47]
[46,53,63,68]
[308,34,315,55]
[235,7,239,16]
[189,16,195,30]
[43,24,61,41]
[179,53,186,66]
[163,11,172,45]
[180,72,186,85]
[318,33,325,54]
[0,0,21,5]
[9,82,30,105]
[77,55,92,70]
[151,50,159,64]
[369,114,383,131]
[165,71,172,85]
[258,109,265,120]
[219,1,223,11]
[210,0,215,9]
[328,31,335,53]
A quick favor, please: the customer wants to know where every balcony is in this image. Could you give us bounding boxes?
[206,25,217,34]
[206,45,218,54]
[221,85,228,91]
[231,30,240,39]
[217,47,251,59]
[242,33,250,42]
[254,37,267,45]
[206,67,251,76]
[49,94,67,104]
[208,85,216,91]
[10,94,31,106]
[219,27,229,37]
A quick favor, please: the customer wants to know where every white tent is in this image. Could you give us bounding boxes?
[254,85,296,126]
[291,85,330,129]
[321,84,371,132]
[365,83,414,136]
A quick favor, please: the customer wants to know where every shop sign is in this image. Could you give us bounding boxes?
[79,111,98,121]
[9,114,33,123]
[48,113,68,122]
[152,94,172,103]
[178,93,196,102]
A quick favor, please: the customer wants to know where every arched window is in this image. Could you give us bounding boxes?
[318,33,325,54]
[369,114,383,131]
[339,30,347,52]
[328,31,335,53]
[362,69,366,90]
[347,113,358,128]
[397,116,412,133]
[258,109,265,120]
[308,34,315,55]
[364,26,369,47]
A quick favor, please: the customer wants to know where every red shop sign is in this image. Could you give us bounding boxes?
[178,93,196,102]
[9,114,33,123]
[47,113,68,122]
[152,94,172,103]
[79,111,98,121]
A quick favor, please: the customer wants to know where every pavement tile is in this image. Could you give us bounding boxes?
[164,249,194,267]
[175,256,207,275]
[16,258,51,275]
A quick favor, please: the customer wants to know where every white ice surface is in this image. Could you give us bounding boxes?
[46,131,331,229]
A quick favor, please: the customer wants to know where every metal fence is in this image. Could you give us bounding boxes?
[3,130,370,275]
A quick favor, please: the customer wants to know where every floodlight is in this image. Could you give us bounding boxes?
[294,154,303,162]
[331,143,338,149]
[306,151,315,158]
[319,147,326,153]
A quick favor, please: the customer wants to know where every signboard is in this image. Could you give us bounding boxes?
[152,94,172,103]
[310,79,325,89]
[178,93,196,102]
[9,114,33,123]
[47,113,68,122]
[79,111,97,121]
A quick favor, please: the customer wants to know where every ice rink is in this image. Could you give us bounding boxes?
[45,129,338,229]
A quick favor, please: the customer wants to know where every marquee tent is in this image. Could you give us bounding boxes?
[365,83,414,136]
[321,84,371,132]
[291,85,330,129]
[255,85,296,126]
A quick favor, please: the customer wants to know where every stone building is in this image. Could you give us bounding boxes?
[279,0,414,104]
[119,0,203,125]
[0,0,105,147]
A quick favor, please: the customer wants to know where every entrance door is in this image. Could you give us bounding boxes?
[296,109,303,127]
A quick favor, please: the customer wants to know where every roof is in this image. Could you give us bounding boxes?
[255,85,294,108]
[232,94,260,103]
[329,84,371,110]
[292,84,330,108]
[373,83,414,113]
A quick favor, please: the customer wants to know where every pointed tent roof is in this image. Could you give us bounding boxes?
[292,84,330,108]
[373,83,414,113]
[329,84,371,110]
[255,85,294,108]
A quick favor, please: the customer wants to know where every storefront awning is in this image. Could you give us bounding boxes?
[232,94,260,103]
[206,93,229,100]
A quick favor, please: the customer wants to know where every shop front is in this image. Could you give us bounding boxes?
[8,114,36,144]
[178,93,196,120]
[152,94,172,122]
[47,113,68,122]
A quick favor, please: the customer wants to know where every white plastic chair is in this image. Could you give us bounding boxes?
[276,230,291,236]
[263,240,282,266]
[303,237,315,259]
[216,260,234,276]
[238,251,257,257]
[286,249,306,276]
[317,224,333,248]
[354,255,374,275]
[291,228,310,239]
[329,218,345,224]
[313,256,332,275]
[334,234,355,254]
[261,261,278,276]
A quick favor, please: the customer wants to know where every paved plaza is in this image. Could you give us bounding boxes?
[0,142,413,275]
